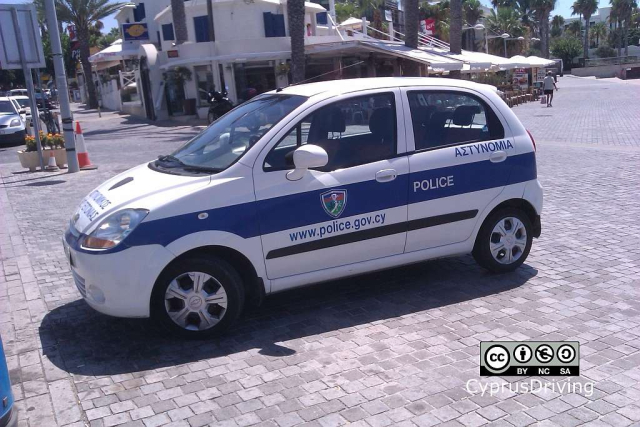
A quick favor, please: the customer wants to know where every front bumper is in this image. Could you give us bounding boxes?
[0,129,25,145]
[63,227,175,318]
[0,406,17,427]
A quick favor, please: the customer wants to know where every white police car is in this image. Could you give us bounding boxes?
[64,78,542,338]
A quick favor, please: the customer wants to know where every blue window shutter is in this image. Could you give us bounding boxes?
[162,23,174,41]
[316,12,327,25]
[193,16,210,42]
[264,12,274,37]
[274,14,285,37]
[134,3,146,22]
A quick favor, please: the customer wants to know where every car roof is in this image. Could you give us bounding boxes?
[271,77,499,99]
[9,95,28,100]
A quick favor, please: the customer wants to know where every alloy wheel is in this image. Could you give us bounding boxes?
[164,272,228,331]
[489,217,528,265]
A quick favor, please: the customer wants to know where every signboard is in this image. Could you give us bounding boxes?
[534,68,546,83]
[420,19,435,35]
[122,23,149,41]
[384,10,392,22]
[167,50,179,58]
[512,68,529,90]
[0,3,45,69]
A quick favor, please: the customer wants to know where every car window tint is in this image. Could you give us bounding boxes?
[264,93,397,172]
[408,91,504,151]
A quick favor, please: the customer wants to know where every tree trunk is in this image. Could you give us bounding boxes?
[78,25,98,109]
[403,0,420,76]
[623,23,628,56]
[171,0,188,44]
[617,21,622,56]
[541,10,550,58]
[288,0,306,83]
[583,16,590,59]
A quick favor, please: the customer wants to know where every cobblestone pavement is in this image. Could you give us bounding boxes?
[1,76,640,427]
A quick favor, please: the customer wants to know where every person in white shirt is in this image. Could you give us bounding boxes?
[543,71,558,107]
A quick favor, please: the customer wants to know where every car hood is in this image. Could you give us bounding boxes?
[0,113,19,124]
[71,163,211,235]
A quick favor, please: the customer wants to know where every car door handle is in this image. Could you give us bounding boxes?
[376,169,397,183]
[490,151,508,163]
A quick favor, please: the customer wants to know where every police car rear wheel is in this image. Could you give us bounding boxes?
[152,257,244,338]
[473,208,533,273]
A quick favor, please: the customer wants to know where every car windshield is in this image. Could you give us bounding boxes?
[15,98,29,108]
[164,94,306,172]
[0,101,16,114]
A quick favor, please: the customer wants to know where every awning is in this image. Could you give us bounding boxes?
[509,55,555,68]
[89,39,139,63]
[424,48,493,72]
[160,50,291,70]
[94,60,121,71]
[361,41,464,71]
[339,17,369,28]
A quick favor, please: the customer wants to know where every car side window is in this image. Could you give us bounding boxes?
[408,91,504,151]
[264,93,397,172]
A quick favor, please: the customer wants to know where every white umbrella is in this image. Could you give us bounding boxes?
[339,17,370,28]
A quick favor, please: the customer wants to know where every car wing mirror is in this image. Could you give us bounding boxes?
[286,145,328,181]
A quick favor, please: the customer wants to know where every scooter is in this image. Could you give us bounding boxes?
[207,91,234,124]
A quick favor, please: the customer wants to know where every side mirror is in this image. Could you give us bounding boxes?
[286,145,328,181]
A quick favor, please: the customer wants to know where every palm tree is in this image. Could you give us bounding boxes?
[610,0,638,56]
[463,0,484,50]
[573,0,599,59]
[56,0,125,109]
[531,0,557,57]
[551,14,565,37]
[404,0,420,76]
[567,19,584,36]
[450,0,463,63]
[170,0,188,44]
[288,0,306,82]
[591,21,607,45]
[486,8,524,55]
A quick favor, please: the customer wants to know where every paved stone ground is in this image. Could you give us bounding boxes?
[1,76,640,427]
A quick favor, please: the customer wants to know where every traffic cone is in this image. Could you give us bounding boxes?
[75,122,97,170]
[45,151,59,172]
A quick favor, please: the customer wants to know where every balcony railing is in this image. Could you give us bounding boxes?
[584,56,639,67]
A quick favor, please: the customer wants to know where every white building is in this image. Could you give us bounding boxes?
[87,0,522,121]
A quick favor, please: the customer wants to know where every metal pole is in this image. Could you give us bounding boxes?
[485,31,489,54]
[11,8,45,171]
[44,0,80,172]
[504,38,507,57]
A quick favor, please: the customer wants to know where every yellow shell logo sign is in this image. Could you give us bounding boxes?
[126,24,146,37]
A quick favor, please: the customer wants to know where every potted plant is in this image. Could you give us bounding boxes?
[163,67,197,115]
[17,132,66,171]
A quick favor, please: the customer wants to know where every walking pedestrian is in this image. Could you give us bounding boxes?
[543,71,558,107]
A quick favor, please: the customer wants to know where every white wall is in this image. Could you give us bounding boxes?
[98,79,122,111]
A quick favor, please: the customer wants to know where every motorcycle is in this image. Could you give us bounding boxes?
[207,91,234,124]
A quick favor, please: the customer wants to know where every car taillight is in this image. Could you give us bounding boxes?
[526,129,536,151]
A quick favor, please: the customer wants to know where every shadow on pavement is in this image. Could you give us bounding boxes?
[40,256,537,377]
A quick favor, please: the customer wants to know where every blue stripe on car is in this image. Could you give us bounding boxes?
[66,152,536,255]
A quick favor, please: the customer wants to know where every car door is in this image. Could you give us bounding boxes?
[401,88,515,253]
[253,90,409,280]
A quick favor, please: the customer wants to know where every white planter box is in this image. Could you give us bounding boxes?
[18,148,67,171]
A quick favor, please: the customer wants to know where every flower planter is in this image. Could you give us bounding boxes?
[17,148,67,171]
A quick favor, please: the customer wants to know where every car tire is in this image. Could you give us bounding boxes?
[151,256,245,339]
[473,208,533,273]
[208,112,219,124]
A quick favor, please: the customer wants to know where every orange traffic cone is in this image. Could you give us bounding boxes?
[75,122,97,170]
[45,151,59,172]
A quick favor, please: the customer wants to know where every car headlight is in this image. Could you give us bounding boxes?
[82,209,149,250]
[10,118,21,127]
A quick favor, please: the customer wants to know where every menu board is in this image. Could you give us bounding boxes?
[512,68,529,90]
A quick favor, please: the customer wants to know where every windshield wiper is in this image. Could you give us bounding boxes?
[156,155,220,174]
[157,154,184,165]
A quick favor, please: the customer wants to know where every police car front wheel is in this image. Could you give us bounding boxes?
[473,208,533,273]
[151,256,245,338]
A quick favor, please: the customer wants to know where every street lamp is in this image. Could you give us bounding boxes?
[461,23,486,51]
[485,32,510,54]
[503,36,525,57]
